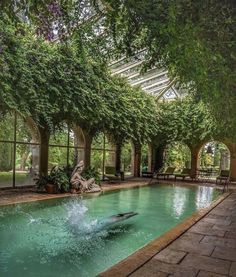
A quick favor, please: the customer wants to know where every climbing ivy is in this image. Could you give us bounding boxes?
[156,97,217,146]
[0,7,231,149]
[0,15,159,144]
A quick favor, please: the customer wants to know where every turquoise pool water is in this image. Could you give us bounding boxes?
[0,184,219,277]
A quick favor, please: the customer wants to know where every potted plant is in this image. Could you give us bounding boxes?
[35,174,56,193]
[50,166,71,193]
[35,166,71,193]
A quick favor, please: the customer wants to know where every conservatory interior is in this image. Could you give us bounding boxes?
[0,1,236,277]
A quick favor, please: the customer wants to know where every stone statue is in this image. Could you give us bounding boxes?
[70,161,101,193]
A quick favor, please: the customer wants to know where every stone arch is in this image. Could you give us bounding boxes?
[189,139,235,180]
[22,117,41,174]
[198,141,230,171]
[72,125,86,148]
[163,141,191,171]
[72,125,86,165]
[24,117,41,143]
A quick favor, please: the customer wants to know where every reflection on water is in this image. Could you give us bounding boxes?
[172,187,188,218]
[0,185,219,277]
[195,186,214,209]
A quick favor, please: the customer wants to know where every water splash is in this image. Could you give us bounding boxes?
[65,198,99,235]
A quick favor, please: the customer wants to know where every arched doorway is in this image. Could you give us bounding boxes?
[121,141,134,176]
[164,142,191,172]
[198,141,230,179]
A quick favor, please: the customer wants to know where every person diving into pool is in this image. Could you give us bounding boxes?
[97,212,138,229]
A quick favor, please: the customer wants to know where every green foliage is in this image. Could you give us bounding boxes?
[35,166,70,193]
[35,174,51,190]
[0,8,232,154]
[1,1,235,137]
[121,142,132,173]
[48,146,67,169]
[199,142,230,170]
[0,16,160,144]
[50,166,70,192]
[100,0,236,138]
[91,150,103,173]
[156,96,216,145]
[141,144,149,171]
[81,166,101,185]
[0,143,13,171]
[164,143,191,171]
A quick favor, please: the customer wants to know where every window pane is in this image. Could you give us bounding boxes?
[15,144,40,186]
[0,113,14,141]
[105,150,116,167]
[92,133,104,149]
[91,150,103,174]
[0,142,13,187]
[49,124,70,146]
[16,116,40,143]
[48,146,68,170]
[68,147,85,167]
[92,133,114,151]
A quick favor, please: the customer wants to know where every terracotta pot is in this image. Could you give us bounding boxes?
[45,183,57,194]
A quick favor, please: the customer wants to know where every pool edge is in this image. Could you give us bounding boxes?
[0,182,151,207]
[98,192,230,277]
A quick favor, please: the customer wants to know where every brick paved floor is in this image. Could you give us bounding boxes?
[130,193,236,277]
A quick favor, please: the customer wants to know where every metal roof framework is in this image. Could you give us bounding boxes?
[110,55,181,101]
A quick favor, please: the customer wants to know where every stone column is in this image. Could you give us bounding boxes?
[153,144,165,172]
[190,145,200,179]
[38,126,50,176]
[115,143,122,172]
[229,142,236,181]
[73,125,86,165]
[83,131,93,168]
[25,117,41,172]
[106,144,116,167]
[148,143,154,172]
[133,143,141,177]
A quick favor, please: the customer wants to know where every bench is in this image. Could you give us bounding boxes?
[105,166,124,182]
[141,171,154,178]
[174,168,191,181]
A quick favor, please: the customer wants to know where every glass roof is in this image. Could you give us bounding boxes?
[110,55,181,101]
